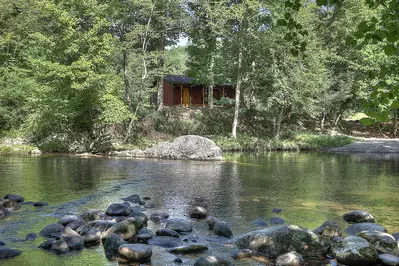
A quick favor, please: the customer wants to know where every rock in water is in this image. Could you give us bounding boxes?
[144,135,224,160]
[105,203,132,216]
[103,233,126,257]
[343,210,376,223]
[331,236,378,266]
[104,217,144,240]
[194,255,234,266]
[169,244,208,254]
[378,254,399,266]
[165,218,193,233]
[235,225,330,258]
[345,223,387,235]
[189,206,207,219]
[357,230,399,255]
[40,223,64,238]
[3,194,24,203]
[213,221,233,238]
[314,220,342,239]
[0,247,23,259]
[118,244,152,263]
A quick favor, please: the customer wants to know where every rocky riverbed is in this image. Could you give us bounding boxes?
[1,192,399,266]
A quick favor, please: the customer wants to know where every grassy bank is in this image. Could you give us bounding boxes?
[213,133,355,152]
[0,144,38,155]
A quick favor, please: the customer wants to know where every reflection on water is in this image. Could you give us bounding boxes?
[0,152,398,265]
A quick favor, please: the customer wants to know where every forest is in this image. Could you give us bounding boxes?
[0,0,398,153]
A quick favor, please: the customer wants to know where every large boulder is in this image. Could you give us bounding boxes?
[103,233,126,257]
[378,254,399,266]
[3,194,24,203]
[104,217,144,240]
[345,222,387,235]
[40,223,64,238]
[213,221,233,238]
[343,210,376,223]
[144,135,224,160]
[61,227,84,250]
[331,235,378,266]
[105,203,132,216]
[235,225,330,258]
[357,230,399,255]
[118,244,152,263]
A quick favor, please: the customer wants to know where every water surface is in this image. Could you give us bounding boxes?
[0,152,398,265]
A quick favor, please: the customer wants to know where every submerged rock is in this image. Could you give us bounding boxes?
[33,201,48,207]
[343,210,376,223]
[272,208,283,213]
[331,235,378,266]
[270,217,285,225]
[235,225,330,258]
[0,205,10,219]
[251,218,268,227]
[190,206,207,219]
[25,233,37,241]
[231,249,252,259]
[275,251,305,266]
[3,200,20,211]
[148,236,184,248]
[314,220,342,239]
[144,135,224,160]
[118,244,152,263]
[0,247,23,259]
[122,194,141,203]
[357,230,399,255]
[156,228,179,238]
[194,255,234,266]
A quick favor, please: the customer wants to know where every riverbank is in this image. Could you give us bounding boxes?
[0,133,355,156]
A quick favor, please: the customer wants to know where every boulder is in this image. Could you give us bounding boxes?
[213,221,233,238]
[275,251,305,266]
[378,254,399,266]
[3,200,20,211]
[392,232,399,241]
[0,241,5,245]
[104,217,144,240]
[235,225,330,258]
[86,220,115,232]
[83,228,101,244]
[165,218,193,233]
[122,194,141,203]
[40,223,64,238]
[231,249,252,259]
[144,135,224,160]
[345,222,387,235]
[357,230,399,255]
[103,233,126,257]
[169,244,208,254]
[118,244,152,263]
[331,235,378,266]
[148,236,184,248]
[58,215,81,226]
[0,247,22,259]
[207,216,218,229]
[29,148,42,155]
[80,209,101,223]
[0,205,10,219]
[50,239,70,253]
[135,228,155,242]
[156,228,179,238]
[128,212,149,224]
[3,194,24,203]
[194,255,234,266]
[343,210,376,223]
[190,206,207,219]
[61,226,84,250]
[39,239,56,250]
[314,220,342,239]
[105,203,132,216]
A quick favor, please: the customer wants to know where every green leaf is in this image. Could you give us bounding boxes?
[277,19,287,26]
[387,32,399,42]
[284,12,291,20]
[290,48,299,57]
[391,101,399,109]
[316,0,327,6]
[360,118,374,126]
[345,37,357,46]
[357,21,369,31]
[384,44,397,56]
[376,111,390,122]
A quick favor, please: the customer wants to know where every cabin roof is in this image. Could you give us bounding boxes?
[164,74,233,87]
[164,75,195,84]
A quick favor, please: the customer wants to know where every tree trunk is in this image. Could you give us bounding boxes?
[208,84,213,108]
[273,108,284,139]
[393,109,398,136]
[231,49,243,139]
[157,34,165,111]
[321,108,326,131]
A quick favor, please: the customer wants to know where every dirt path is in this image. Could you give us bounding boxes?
[328,138,399,153]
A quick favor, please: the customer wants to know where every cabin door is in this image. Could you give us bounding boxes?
[183,87,190,107]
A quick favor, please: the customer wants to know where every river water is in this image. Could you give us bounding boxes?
[0,152,398,265]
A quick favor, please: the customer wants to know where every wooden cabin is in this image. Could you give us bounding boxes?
[162,75,235,107]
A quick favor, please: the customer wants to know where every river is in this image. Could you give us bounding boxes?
[0,152,398,265]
